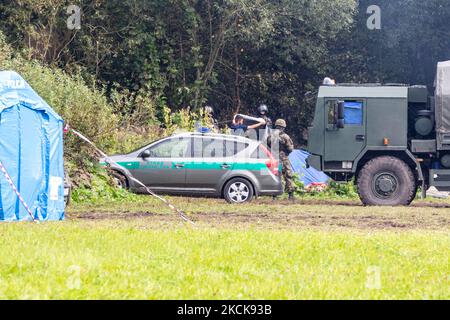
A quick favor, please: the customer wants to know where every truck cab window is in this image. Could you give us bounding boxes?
[344,101,363,126]
[327,100,336,125]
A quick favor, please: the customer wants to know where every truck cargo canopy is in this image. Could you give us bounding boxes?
[435,61,450,150]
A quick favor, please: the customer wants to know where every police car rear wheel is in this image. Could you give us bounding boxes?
[224,178,254,204]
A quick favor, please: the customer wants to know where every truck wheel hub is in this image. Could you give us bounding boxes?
[373,173,398,197]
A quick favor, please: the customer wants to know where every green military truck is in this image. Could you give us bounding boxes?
[307,61,450,206]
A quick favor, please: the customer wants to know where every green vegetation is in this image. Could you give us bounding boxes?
[4,1,449,147]
[1,192,448,299]
[0,31,206,188]
[70,172,141,204]
[292,172,359,200]
[2,1,450,190]
[0,2,449,300]
[0,0,358,126]
[0,197,448,299]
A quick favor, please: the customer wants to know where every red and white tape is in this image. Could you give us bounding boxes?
[0,160,36,222]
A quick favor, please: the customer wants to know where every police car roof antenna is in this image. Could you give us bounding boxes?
[69,127,195,225]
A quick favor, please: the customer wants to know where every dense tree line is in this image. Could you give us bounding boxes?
[0,0,449,143]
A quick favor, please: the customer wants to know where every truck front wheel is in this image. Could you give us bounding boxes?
[357,156,416,206]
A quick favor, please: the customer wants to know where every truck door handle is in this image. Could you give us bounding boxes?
[221,164,231,169]
[356,135,366,141]
[174,163,185,168]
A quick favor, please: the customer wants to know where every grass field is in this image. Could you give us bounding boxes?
[0,196,449,299]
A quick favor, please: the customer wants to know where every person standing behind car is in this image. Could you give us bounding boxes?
[255,104,273,141]
[229,114,265,137]
[267,119,295,200]
[205,106,219,132]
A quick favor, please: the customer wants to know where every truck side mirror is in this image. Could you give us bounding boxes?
[337,101,345,129]
[337,101,345,120]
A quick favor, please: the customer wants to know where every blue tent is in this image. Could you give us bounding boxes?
[0,71,64,221]
[289,150,329,187]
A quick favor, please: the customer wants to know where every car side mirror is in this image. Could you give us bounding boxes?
[141,149,151,159]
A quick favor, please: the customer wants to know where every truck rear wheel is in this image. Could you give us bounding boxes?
[357,156,416,206]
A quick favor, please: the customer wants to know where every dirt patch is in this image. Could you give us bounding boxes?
[411,202,450,208]
[71,212,158,220]
[258,198,450,209]
[257,199,363,207]
[69,209,450,231]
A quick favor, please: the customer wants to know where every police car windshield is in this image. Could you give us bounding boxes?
[127,137,166,155]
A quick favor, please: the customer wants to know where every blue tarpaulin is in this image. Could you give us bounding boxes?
[344,101,363,125]
[0,71,64,221]
[289,150,329,187]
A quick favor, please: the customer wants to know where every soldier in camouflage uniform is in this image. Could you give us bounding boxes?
[267,119,295,200]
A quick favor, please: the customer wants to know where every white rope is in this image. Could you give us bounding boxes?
[70,128,195,225]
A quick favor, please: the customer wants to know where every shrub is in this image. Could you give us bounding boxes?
[293,174,358,200]
[70,165,140,203]
[0,32,204,195]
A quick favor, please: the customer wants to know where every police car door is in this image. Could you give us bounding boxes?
[134,137,189,189]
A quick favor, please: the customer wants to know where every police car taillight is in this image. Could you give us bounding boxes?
[260,145,279,176]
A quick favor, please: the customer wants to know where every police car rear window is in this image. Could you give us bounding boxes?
[225,140,248,157]
[251,146,270,159]
[192,138,248,158]
[203,138,225,157]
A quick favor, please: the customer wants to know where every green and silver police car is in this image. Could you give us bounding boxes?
[101,132,283,203]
